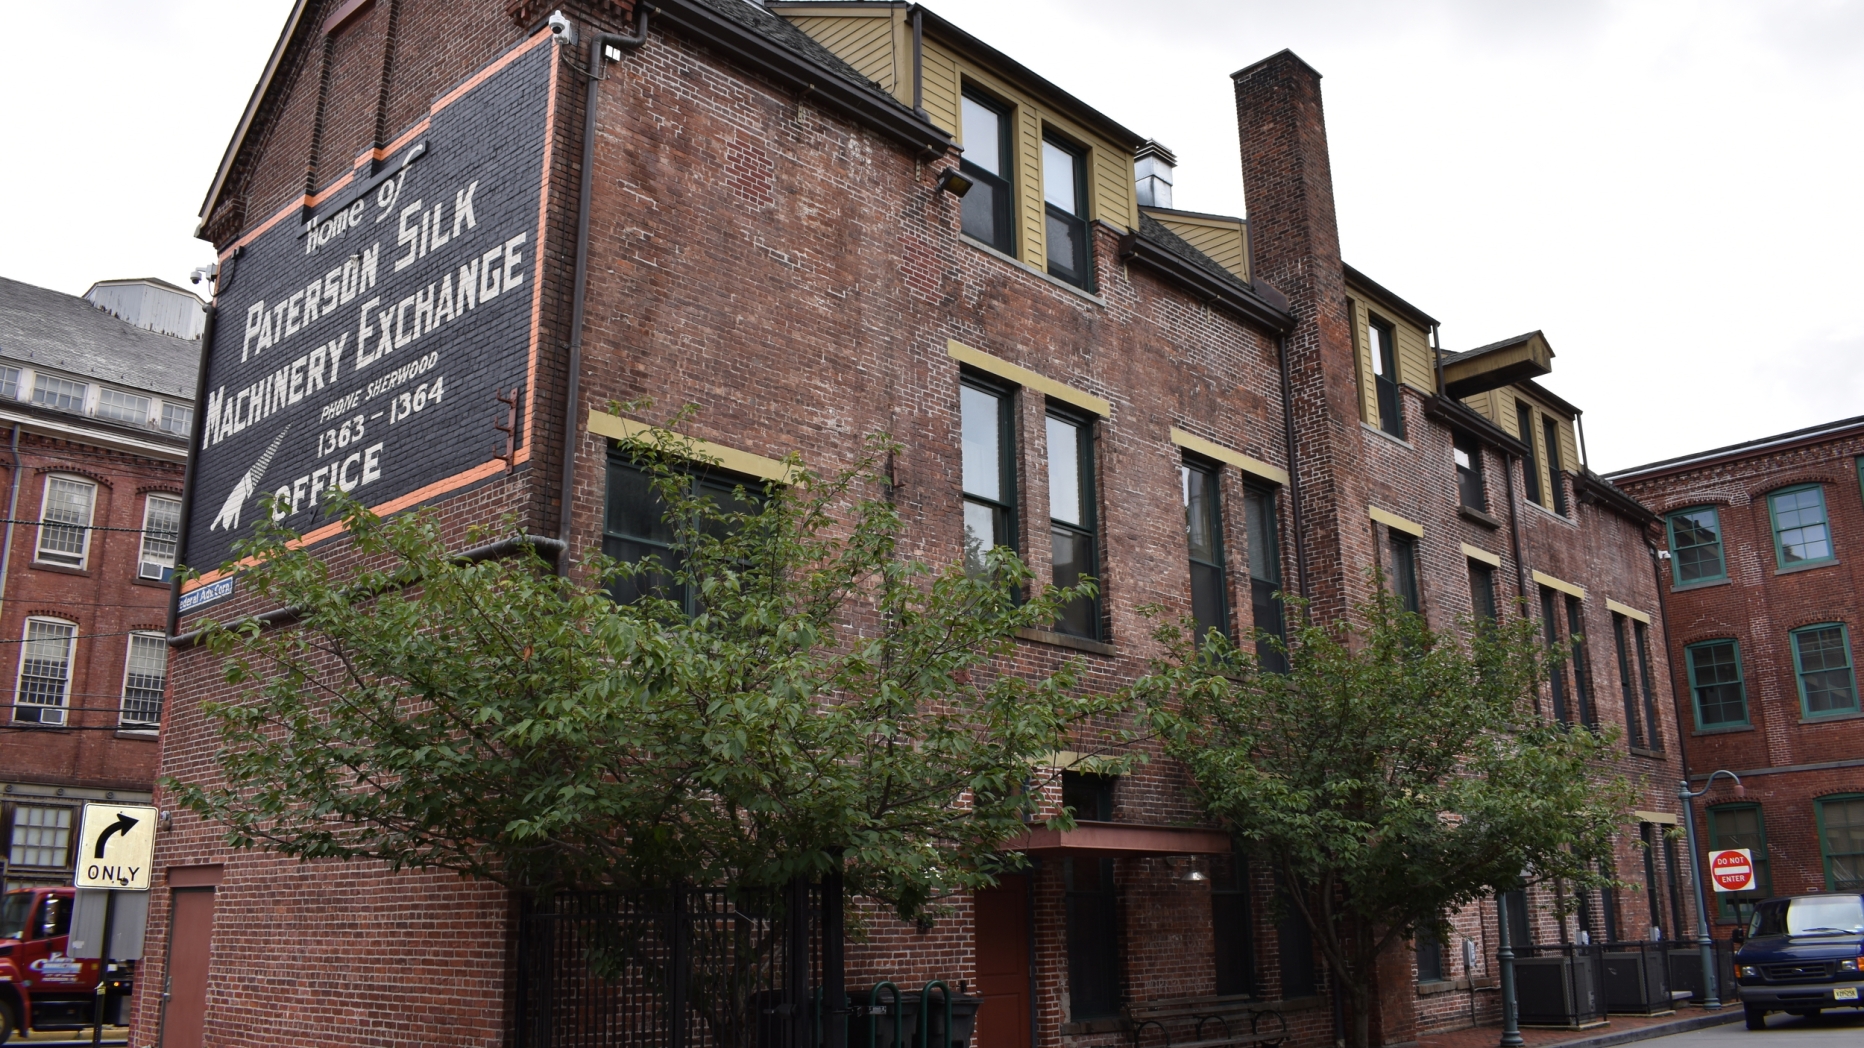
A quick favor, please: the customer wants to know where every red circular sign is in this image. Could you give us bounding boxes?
[1710,849,1754,892]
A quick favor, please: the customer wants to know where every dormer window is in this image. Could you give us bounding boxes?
[960,89,1015,254]
[97,388,152,425]
[32,375,86,413]
[0,367,17,399]
[1367,315,1403,438]
[1042,135,1092,289]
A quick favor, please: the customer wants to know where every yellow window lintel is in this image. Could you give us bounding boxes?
[587,411,797,484]
[1368,506,1424,537]
[1606,598,1652,625]
[1532,569,1586,600]
[1169,427,1290,487]
[1460,543,1501,567]
[947,340,1111,417]
[1633,810,1678,826]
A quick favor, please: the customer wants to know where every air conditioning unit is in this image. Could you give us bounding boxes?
[38,708,66,727]
[139,561,166,581]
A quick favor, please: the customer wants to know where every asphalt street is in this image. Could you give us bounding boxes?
[1645,1008,1863,1046]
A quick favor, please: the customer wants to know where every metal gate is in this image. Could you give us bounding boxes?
[515,879,840,1048]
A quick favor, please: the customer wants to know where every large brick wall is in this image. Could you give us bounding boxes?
[1614,422,1864,921]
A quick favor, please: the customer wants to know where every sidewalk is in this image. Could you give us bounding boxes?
[1417,1009,1744,1048]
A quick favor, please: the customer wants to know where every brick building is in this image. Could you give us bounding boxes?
[0,275,200,887]
[1611,417,1864,929]
[142,2,1694,1046]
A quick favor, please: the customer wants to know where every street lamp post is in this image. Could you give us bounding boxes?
[1494,890,1524,1048]
[1678,770,1743,1010]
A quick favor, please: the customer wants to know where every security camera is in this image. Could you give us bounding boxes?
[547,10,577,45]
[190,264,218,286]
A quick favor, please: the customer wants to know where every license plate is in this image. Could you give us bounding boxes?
[1836,987,1859,1001]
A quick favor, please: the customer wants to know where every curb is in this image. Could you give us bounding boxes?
[1549,1010,1744,1048]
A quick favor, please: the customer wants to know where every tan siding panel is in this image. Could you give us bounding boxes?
[1092,145,1132,232]
[1350,299,1377,424]
[1159,220,1248,282]
[921,46,959,133]
[787,15,900,94]
[1395,320,1432,392]
[1020,107,1044,265]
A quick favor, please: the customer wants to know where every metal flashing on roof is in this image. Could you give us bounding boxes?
[1120,216,1291,333]
[1342,263,1439,330]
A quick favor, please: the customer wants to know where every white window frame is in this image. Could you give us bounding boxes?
[8,805,76,869]
[30,373,87,413]
[138,494,182,582]
[96,387,152,425]
[120,631,167,730]
[15,617,76,727]
[36,474,96,569]
[159,401,194,436]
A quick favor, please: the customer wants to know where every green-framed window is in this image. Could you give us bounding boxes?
[1790,623,1859,718]
[1665,506,1726,586]
[1707,805,1771,924]
[1768,485,1834,569]
[1685,639,1748,728]
[1816,795,1864,891]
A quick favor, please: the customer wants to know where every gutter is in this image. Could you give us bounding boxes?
[559,8,655,575]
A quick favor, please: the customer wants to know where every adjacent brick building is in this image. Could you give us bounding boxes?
[0,275,200,886]
[1612,416,1864,929]
[140,2,1698,1046]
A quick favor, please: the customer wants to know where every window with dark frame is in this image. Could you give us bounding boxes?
[1277,881,1318,998]
[1633,621,1661,749]
[1061,770,1114,822]
[1182,460,1229,644]
[1640,823,1668,938]
[1543,416,1568,515]
[1042,135,1092,289]
[1469,560,1497,623]
[602,457,761,614]
[1064,856,1122,1019]
[1598,861,1620,942]
[1244,485,1287,671]
[1818,796,1864,891]
[959,89,1015,254]
[1388,531,1420,613]
[1211,851,1255,997]
[1708,805,1771,923]
[1047,410,1099,639]
[1685,639,1748,728]
[1367,315,1404,439]
[1565,595,1594,726]
[1612,614,1645,748]
[1516,401,1542,506]
[1540,588,1568,722]
[1415,919,1444,983]
[960,379,1016,576]
[1665,506,1726,586]
[1454,432,1484,511]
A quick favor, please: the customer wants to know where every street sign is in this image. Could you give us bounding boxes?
[73,803,157,890]
[1709,847,1754,892]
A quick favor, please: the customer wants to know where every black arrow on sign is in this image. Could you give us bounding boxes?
[93,813,138,859]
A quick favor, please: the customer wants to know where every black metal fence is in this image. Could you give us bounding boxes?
[516,879,840,1048]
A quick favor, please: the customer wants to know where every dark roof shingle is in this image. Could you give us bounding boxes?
[0,276,199,400]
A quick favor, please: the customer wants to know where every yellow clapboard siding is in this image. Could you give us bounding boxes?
[785,13,901,94]
[920,45,959,132]
[1395,318,1432,392]
[1092,144,1133,233]
[1148,213,1249,283]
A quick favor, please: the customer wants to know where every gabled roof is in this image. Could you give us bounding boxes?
[1119,215,1292,333]
[1440,330,1554,400]
[1343,263,1438,330]
[0,276,200,400]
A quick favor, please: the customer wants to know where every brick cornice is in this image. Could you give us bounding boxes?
[505,0,634,29]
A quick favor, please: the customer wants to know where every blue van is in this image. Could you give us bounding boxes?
[1733,893,1864,1029]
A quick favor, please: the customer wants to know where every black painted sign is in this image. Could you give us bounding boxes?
[183,34,558,592]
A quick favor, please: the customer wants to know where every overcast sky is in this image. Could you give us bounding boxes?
[3,0,1860,470]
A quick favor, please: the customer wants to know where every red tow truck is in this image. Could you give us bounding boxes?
[0,887,132,1040]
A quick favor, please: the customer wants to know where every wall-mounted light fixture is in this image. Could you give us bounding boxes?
[937,169,974,197]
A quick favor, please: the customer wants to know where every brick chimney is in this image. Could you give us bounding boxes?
[1232,50,1375,622]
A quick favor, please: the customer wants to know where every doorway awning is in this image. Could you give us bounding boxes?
[1000,821,1232,857]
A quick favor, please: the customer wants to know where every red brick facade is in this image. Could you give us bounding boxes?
[140,3,1697,1046]
[1613,418,1864,928]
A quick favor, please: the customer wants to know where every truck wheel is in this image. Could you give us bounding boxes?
[1744,1005,1768,1030]
[0,1001,14,1044]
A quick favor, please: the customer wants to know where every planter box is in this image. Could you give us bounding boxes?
[1666,942,1737,1005]
[1600,942,1673,1015]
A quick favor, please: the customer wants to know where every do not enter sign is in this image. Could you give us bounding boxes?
[1710,848,1755,892]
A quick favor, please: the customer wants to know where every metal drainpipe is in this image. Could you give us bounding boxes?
[1576,410,1590,472]
[0,425,22,629]
[911,6,925,119]
[1275,334,1309,598]
[1646,537,1682,756]
[1431,323,1446,395]
[558,7,654,576]
[1503,451,1527,602]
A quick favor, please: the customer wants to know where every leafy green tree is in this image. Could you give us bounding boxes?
[1134,591,1632,1048]
[169,419,1126,919]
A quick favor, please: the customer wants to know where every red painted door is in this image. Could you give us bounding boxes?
[162,888,217,1048]
[973,875,1031,1048]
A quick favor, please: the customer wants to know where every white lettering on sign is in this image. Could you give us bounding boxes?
[1709,848,1754,893]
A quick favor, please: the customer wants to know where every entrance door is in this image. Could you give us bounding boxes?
[163,888,217,1048]
[974,874,1031,1048]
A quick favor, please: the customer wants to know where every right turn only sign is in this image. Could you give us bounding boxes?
[73,803,158,890]
[1709,848,1755,892]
